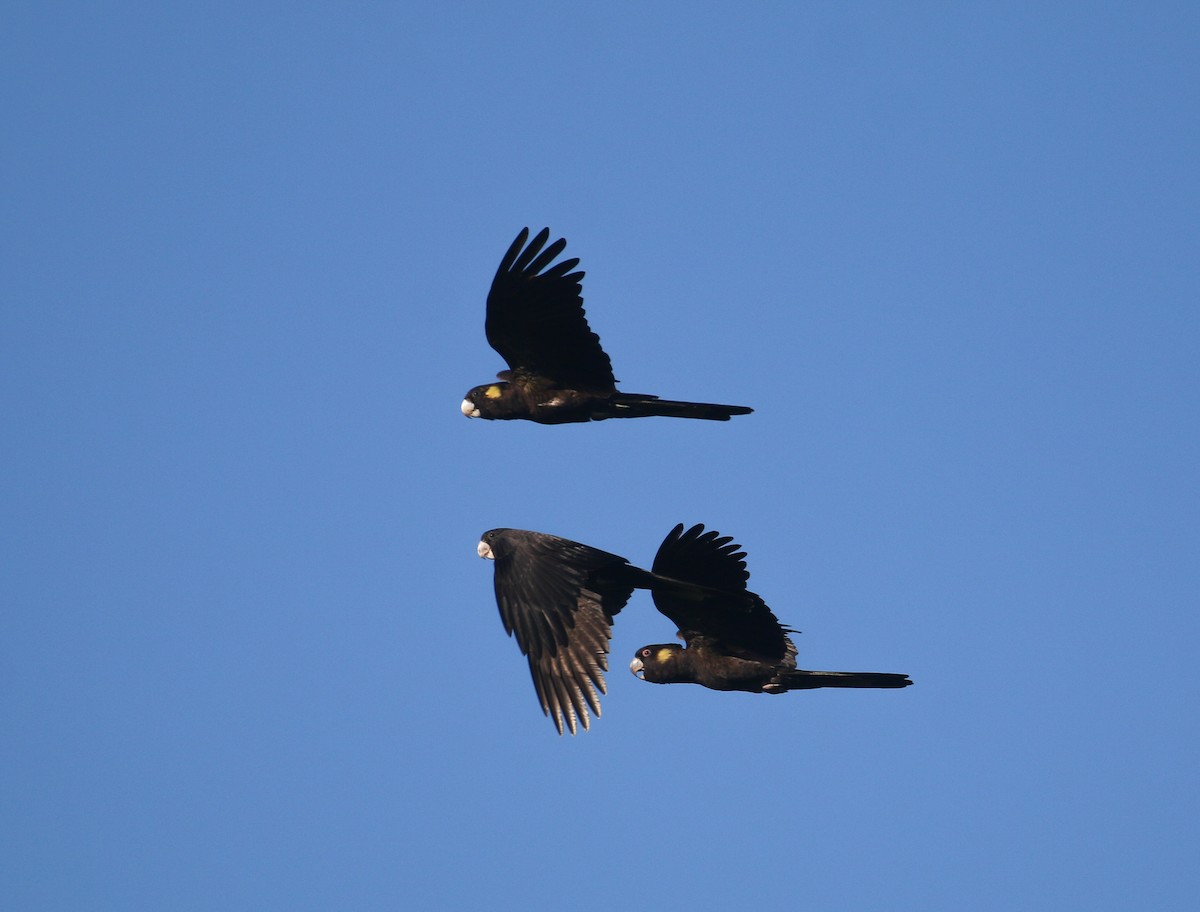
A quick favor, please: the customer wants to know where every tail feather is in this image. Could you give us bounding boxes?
[617,564,760,610]
[772,670,913,691]
[609,393,753,421]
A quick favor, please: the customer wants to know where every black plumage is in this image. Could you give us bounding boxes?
[477,527,755,734]
[478,524,911,735]
[631,524,914,694]
[461,228,754,424]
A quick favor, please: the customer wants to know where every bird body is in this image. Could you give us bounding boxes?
[461,382,750,424]
[629,642,913,693]
[462,228,754,423]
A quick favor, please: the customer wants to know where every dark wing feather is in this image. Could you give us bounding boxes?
[485,228,616,391]
[525,585,612,735]
[651,523,794,663]
[483,528,635,734]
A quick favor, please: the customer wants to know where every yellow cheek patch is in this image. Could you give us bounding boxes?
[656,648,674,664]
[485,385,502,399]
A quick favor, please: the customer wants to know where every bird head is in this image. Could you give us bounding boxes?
[461,383,508,418]
[477,528,510,560]
[629,644,686,683]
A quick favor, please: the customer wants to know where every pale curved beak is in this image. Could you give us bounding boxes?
[477,540,494,560]
[461,399,480,418]
[629,657,644,679]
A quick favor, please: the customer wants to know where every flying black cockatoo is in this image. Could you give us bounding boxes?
[630,523,913,696]
[461,228,754,424]
[477,524,910,735]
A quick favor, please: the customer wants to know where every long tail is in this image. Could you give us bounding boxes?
[614,563,763,611]
[772,670,913,691]
[608,393,753,421]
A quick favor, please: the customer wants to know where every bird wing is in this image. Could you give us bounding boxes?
[524,586,613,735]
[486,529,635,734]
[485,228,617,391]
[650,523,795,663]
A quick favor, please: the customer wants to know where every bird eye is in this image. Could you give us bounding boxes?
[641,648,652,657]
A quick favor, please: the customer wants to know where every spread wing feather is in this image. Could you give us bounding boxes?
[651,523,795,664]
[485,228,616,391]
[484,528,634,734]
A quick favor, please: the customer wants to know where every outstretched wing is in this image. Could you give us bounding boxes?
[485,228,617,391]
[482,528,634,734]
[651,523,795,664]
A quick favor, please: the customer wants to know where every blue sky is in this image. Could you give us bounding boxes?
[3,2,1197,909]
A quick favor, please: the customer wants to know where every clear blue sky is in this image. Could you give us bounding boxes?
[4,3,1197,909]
